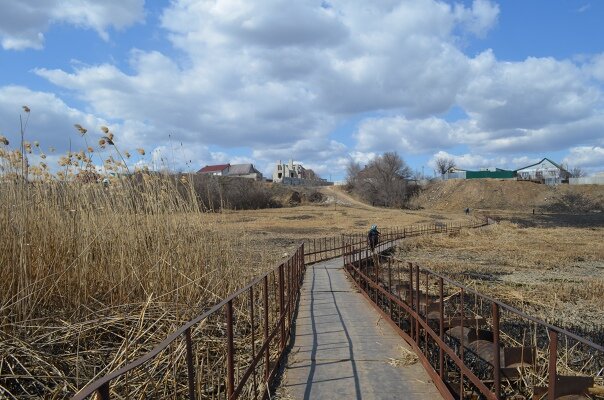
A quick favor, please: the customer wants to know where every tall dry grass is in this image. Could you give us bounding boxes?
[397,222,604,330]
[0,118,283,397]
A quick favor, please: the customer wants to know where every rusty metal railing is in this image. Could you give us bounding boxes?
[73,245,305,400]
[343,246,604,399]
[304,217,489,264]
[71,217,489,399]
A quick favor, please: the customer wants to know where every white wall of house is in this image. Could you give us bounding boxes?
[516,159,567,184]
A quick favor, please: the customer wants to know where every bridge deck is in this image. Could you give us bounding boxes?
[278,257,443,399]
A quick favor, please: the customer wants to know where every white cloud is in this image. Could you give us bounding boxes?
[354,116,459,154]
[429,150,507,171]
[5,0,603,176]
[32,0,500,165]
[460,51,600,131]
[0,0,144,50]
[454,0,500,37]
[0,86,109,152]
[563,146,604,169]
[586,53,604,82]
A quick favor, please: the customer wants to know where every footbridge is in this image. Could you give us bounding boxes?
[73,219,603,400]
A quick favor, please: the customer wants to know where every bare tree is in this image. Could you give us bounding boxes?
[570,167,586,178]
[351,152,416,208]
[345,159,362,188]
[435,156,456,175]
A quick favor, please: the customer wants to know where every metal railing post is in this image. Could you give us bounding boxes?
[492,303,501,400]
[226,300,235,398]
[249,286,258,397]
[279,264,286,350]
[460,288,465,399]
[415,264,420,344]
[263,276,269,382]
[185,328,195,400]
[408,262,414,339]
[548,330,558,400]
[439,277,444,379]
[98,383,110,400]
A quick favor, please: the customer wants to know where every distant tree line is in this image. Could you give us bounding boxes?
[345,151,419,208]
[180,174,279,210]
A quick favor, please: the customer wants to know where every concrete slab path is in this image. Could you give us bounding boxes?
[278,257,443,399]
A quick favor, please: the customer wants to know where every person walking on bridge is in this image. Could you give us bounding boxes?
[367,224,381,252]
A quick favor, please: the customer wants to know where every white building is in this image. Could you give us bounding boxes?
[273,160,306,183]
[272,160,330,186]
[516,158,570,185]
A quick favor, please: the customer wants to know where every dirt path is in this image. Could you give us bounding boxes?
[319,186,379,210]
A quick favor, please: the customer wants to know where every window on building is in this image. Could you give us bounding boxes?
[278,173,282,178]
[290,172,295,178]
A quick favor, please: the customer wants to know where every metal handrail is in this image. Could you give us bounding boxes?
[71,218,488,399]
[343,243,604,399]
[73,245,305,400]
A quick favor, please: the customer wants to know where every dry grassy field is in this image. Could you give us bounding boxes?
[398,216,604,329]
[1,168,603,397]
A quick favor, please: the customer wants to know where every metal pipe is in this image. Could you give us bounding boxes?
[492,302,500,400]
[548,330,558,400]
[439,277,444,380]
[98,383,110,400]
[226,300,235,398]
[415,263,420,344]
[460,288,464,400]
[263,276,269,382]
[279,264,286,350]
[249,287,257,398]
[185,328,195,400]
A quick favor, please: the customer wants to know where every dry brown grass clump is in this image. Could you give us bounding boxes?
[398,222,604,327]
[0,172,287,397]
[0,114,292,397]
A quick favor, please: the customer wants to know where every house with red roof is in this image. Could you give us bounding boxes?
[197,164,230,176]
[197,163,263,180]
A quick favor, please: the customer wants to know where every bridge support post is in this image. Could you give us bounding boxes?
[548,330,558,400]
[492,303,500,399]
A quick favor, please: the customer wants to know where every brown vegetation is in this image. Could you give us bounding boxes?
[1,110,602,397]
[398,222,604,329]
[412,179,604,212]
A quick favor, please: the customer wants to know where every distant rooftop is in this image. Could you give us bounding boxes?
[198,164,230,173]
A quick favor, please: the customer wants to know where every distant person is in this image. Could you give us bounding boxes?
[367,224,381,251]
[465,207,470,215]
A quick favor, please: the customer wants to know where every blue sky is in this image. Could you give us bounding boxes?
[1,0,603,180]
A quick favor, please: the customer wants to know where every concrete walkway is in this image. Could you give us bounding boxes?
[278,257,443,400]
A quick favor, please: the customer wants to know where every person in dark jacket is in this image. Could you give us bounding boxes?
[367,224,381,251]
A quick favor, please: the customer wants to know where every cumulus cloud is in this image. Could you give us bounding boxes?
[563,146,604,169]
[5,0,603,176]
[459,51,600,131]
[354,116,459,154]
[31,0,503,169]
[0,0,144,50]
[453,0,500,37]
[0,86,109,152]
[429,150,507,171]
[587,53,604,82]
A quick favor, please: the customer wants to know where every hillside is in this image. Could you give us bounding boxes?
[413,179,604,212]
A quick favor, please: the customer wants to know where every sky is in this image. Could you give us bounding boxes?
[1,0,603,180]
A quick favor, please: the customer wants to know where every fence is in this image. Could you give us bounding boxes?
[73,246,305,400]
[342,249,604,399]
[303,217,489,264]
[570,176,604,185]
[72,217,488,399]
